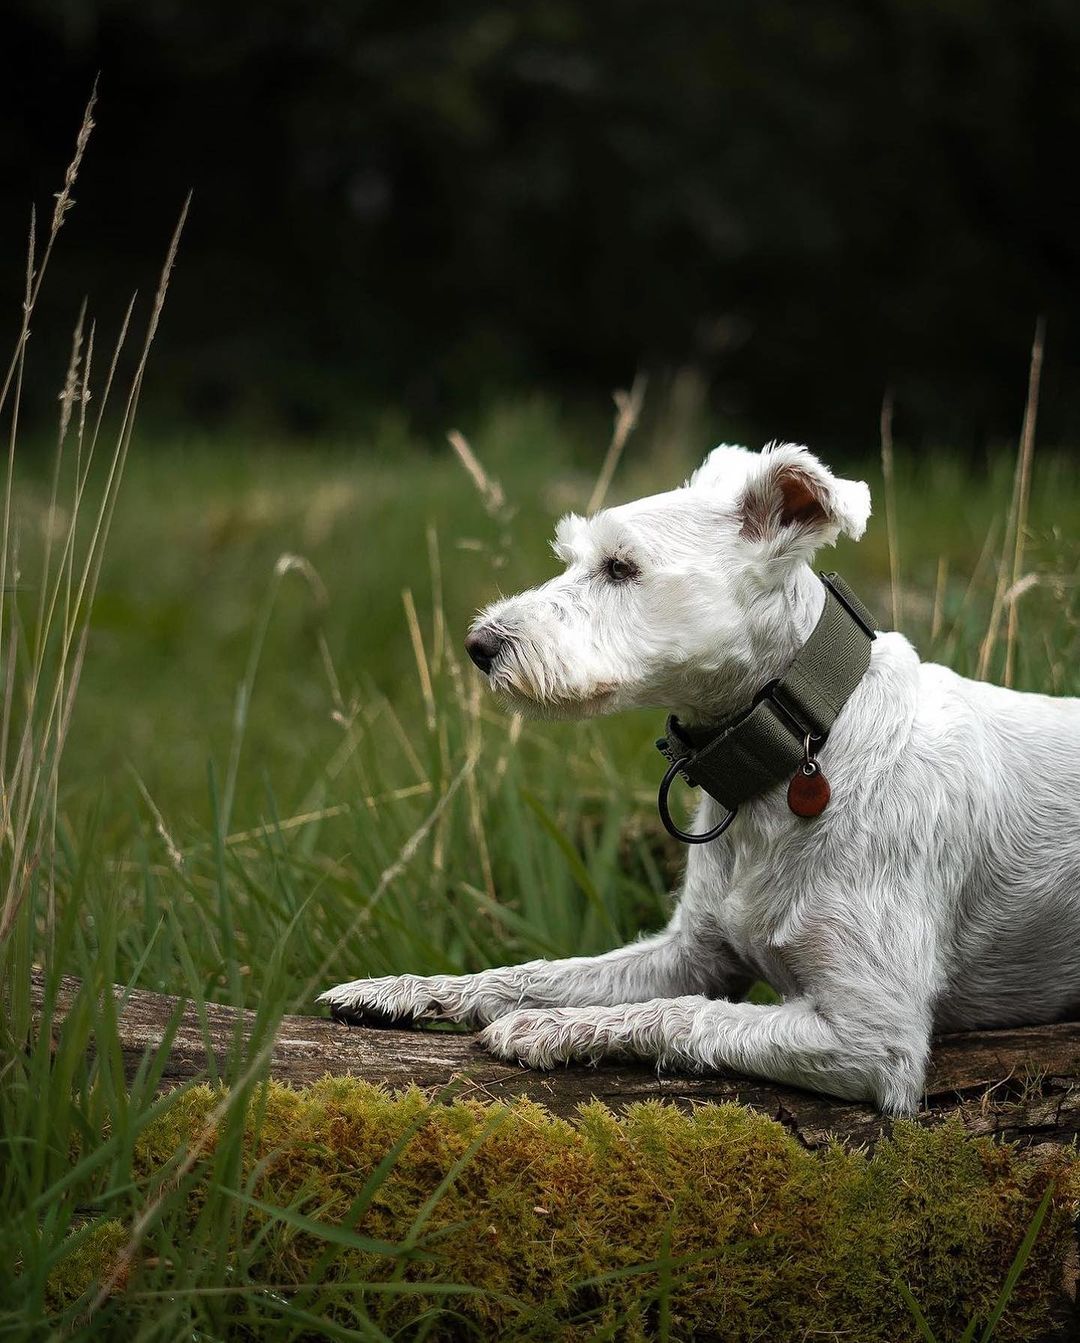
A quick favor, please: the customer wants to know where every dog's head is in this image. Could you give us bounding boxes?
[465,443,871,720]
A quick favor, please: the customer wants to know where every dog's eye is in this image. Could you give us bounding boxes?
[602,556,638,583]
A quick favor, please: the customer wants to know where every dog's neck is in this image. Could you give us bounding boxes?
[675,564,828,731]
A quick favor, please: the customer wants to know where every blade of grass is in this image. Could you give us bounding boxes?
[977,1182,1055,1343]
[897,1280,940,1343]
[522,789,620,941]
[222,1190,415,1259]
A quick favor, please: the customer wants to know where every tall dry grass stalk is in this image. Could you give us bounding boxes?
[443,432,515,894]
[587,374,646,515]
[0,91,189,945]
[1003,318,1046,687]
[930,554,948,644]
[446,429,507,519]
[446,427,515,576]
[879,389,901,630]
[977,319,1046,684]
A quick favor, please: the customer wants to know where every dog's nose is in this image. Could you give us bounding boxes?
[465,627,504,673]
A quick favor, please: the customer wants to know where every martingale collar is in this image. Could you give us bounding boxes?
[655,572,878,844]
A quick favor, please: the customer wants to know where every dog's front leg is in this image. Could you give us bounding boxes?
[317,919,748,1029]
[483,871,939,1114]
[481,996,928,1114]
[481,992,930,1115]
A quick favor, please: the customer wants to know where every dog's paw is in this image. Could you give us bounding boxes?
[317,974,468,1028]
[480,1007,614,1068]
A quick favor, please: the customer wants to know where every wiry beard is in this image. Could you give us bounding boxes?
[491,683,618,721]
[486,635,619,721]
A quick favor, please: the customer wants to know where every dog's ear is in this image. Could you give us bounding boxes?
[738,444,871,552]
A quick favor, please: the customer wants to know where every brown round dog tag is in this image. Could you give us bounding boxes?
[787,764,830,818]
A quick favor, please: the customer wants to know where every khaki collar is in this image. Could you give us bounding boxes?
[655,572,878,843]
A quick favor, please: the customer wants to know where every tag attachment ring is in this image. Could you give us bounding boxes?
[800,732,822,777]
[657,756,738,845]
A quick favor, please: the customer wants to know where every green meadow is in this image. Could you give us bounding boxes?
[21,411,1080,1006]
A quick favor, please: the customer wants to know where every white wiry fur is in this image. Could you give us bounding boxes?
[319,442,1080,1115]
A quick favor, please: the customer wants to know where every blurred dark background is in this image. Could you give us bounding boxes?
[2,0,1078,451]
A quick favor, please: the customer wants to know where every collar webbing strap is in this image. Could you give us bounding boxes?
[657,573,877,812]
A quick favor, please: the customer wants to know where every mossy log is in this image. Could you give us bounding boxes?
[30,970,1080,1150]
[53,1082,1080,1342]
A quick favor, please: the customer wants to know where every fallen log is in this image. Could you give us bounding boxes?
[28,969,1080,1150]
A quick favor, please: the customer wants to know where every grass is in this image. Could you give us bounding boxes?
[5,417,1080,1340]
[4,107,1080,1340]
[14,417,1080,1007]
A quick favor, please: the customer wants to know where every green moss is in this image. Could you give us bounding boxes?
[46,1219,128,1309]
[52,1081,1078,1340]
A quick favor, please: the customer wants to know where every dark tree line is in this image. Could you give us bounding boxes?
[2,0,1078,450]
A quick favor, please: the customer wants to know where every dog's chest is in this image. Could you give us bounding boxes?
[685,828,808,995]
[724,883,806,995]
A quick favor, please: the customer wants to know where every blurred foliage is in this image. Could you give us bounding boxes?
[8,406,1080,857]
[2,1,1078,448]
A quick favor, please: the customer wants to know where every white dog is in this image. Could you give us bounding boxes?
[320,443,1080,1114]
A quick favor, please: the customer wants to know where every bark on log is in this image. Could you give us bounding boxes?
[28,970,1080,1150]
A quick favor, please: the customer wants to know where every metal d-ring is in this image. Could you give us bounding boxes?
[657,756,738,845]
